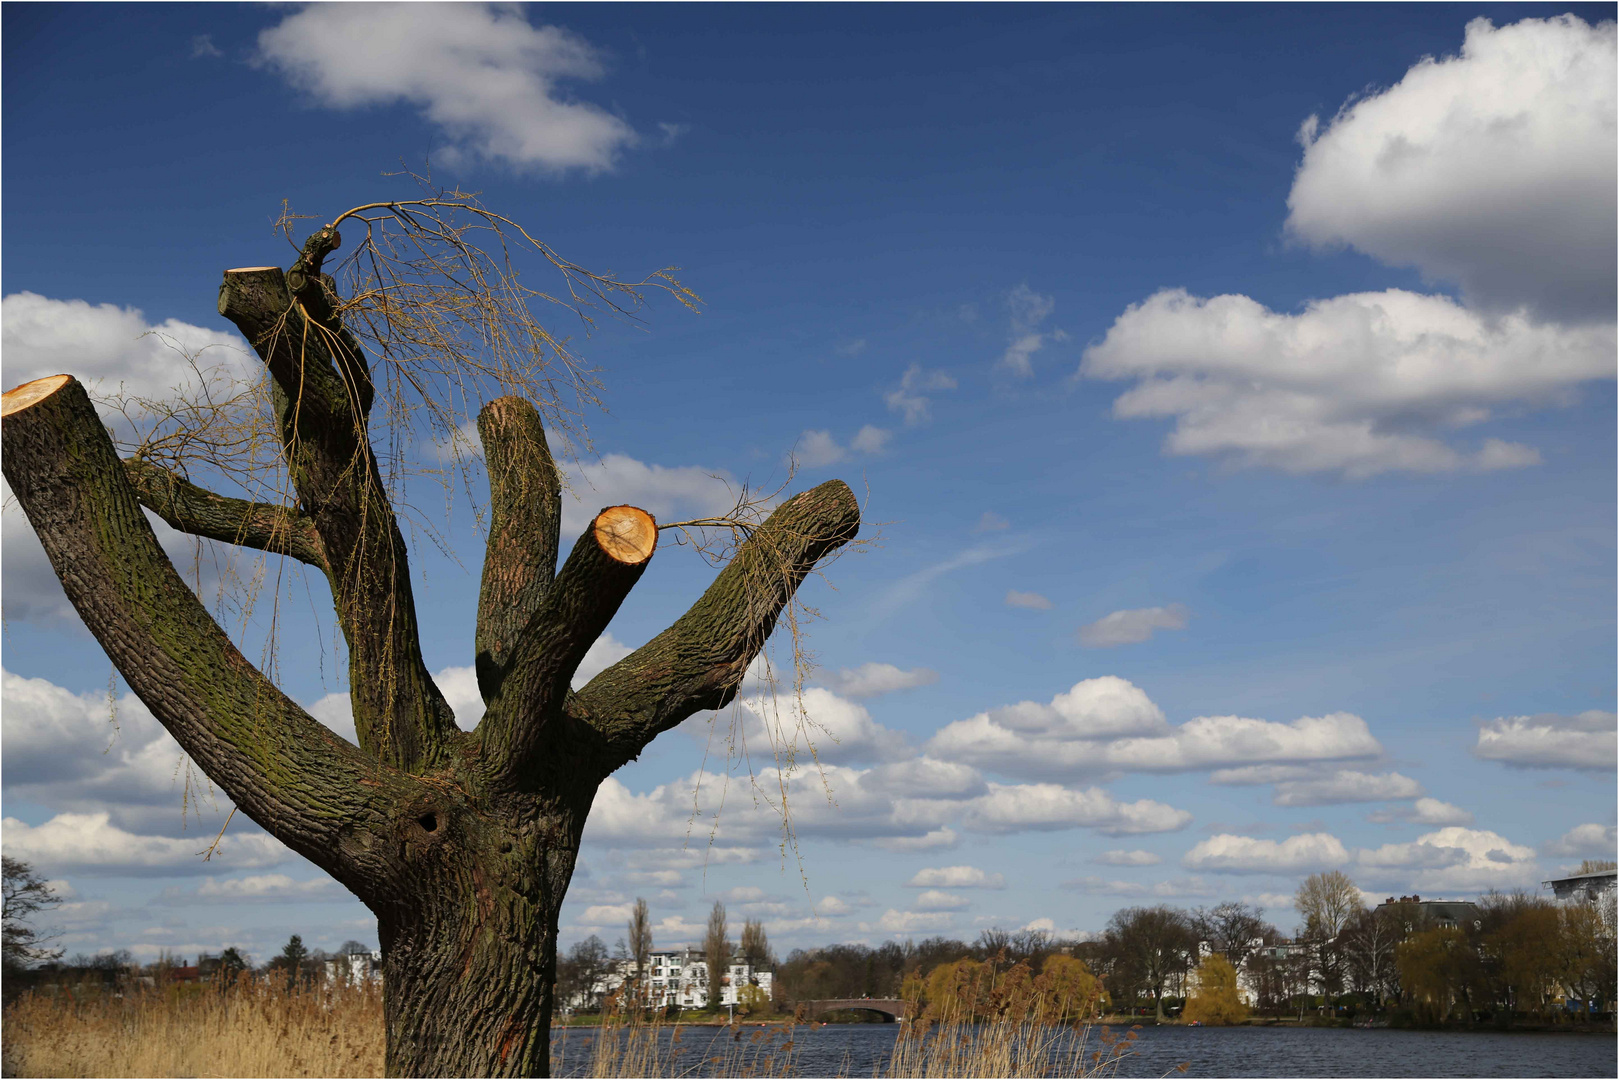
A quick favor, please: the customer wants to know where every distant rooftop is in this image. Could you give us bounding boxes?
[1542,868,1617,884]
[1542,868,1616,903]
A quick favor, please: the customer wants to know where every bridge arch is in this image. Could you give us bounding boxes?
[799,998,913,1023]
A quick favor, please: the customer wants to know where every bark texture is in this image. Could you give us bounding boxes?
[1,241,859,1078]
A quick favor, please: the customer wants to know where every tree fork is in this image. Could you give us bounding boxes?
[482,505,656,781]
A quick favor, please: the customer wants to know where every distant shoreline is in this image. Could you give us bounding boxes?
[554,1014,1615,1035]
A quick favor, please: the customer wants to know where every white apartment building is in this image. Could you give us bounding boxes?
[598,947,773,1010]
[323,948,384,987]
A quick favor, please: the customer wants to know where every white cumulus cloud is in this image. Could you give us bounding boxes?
[906,865,1006,889]
[1,293,256,624]
[1273,770,1423,807]
[1082,288,1610,478]
[1546,823,1617,858]
[1183,832,1350,874]
[739,687,911,766]
[963,783,1191,836]
[1287,15,1616,321]
[818,663,939,699]
[256,3,636,173]
[928,676,1382,781]
[1473,711,1617,769]
[1355,826,1539,892]
[2,813,291,877]
[1,291,250,408]
[912,889,971,912]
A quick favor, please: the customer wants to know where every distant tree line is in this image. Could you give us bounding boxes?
[8,855,1612,1026]
[2,863,378,1002]
[772,869,1617,1027]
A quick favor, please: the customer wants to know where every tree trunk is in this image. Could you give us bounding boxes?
[1,232,860,1077]
[374,783,594,1076]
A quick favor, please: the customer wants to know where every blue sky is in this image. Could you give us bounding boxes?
[2,3,1614,964]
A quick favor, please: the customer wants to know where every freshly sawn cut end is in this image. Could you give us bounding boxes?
[593,504,657,564]
[2,374,73,417]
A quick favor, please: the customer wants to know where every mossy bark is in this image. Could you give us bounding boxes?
[1,239,859,1078]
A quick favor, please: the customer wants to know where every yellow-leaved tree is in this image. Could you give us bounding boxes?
[1040,955,1107,1021]
[1184,954,1249,1025]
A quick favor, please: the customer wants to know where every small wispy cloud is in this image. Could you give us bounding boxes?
[1077,603,1189,647]
[1005,590,1053,611]
[869,540,1032,624]
[884,363,957,425]
[792,426,890,467]
[996,284,1068,378]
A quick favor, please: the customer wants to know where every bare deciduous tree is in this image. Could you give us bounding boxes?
[0,192,860,1077]
[1102,905,1195,1022]
[705,900,732,1009]
[1190,901,1268,968]
[626,898,653,1006]
[1,857,62,973]
[739,917,772,972]
[1295,870,1365,998]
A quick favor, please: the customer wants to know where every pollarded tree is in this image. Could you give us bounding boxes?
[0,196,859,1077]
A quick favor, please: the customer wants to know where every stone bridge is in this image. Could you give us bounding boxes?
[798,998,913,1022]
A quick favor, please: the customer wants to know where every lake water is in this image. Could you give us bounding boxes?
[552,1022,1617,1078]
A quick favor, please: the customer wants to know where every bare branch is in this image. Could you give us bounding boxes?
[123,457,327,569]
[567,480,860,774]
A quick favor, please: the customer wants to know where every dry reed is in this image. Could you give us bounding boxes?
[3,980,1151,1078]
[551,1010,800,1078]
[2,977,383,1078]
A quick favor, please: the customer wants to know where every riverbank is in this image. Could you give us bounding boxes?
[1094,1014,1615,1034]
[555,1014,790,1028]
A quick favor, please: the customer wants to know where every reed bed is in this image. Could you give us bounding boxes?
[553,1013,801,1078]
[3,979,1148,1078]
[2,977,383,1078]
[884,1014,1138,1078]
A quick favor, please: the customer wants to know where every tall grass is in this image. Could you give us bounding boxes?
[553,1012,801,1078]
[2,976,383,1078]
[3,975,1149,1078]
[885,963,1140,1079]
